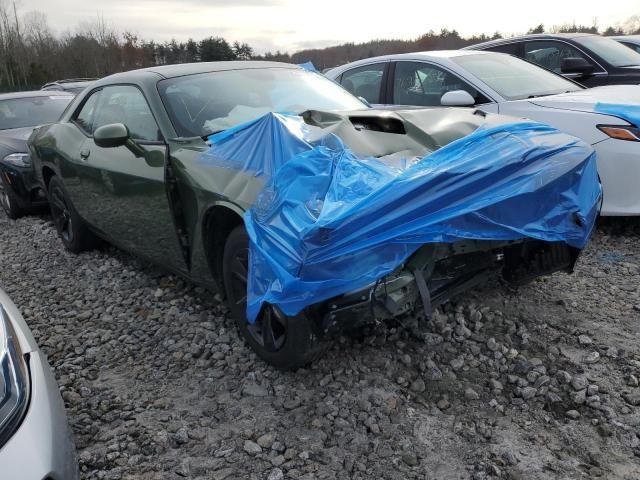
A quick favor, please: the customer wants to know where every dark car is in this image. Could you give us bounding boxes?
[0,91,74,218]
[41,78,97,94]
[28,61,600,369]
[464,33,640,87]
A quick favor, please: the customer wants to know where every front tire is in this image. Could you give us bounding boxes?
[47,175,99,253]
[222,225,327,370]
[0,174,24,219]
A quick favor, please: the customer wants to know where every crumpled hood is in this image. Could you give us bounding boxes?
[529,85,640,122]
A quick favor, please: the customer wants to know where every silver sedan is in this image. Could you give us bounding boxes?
[0,288,79,480]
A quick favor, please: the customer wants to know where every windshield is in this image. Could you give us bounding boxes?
[577,35,640,67]
[158,67,367,137]
[0,95,72,130]
[452,53,582,100]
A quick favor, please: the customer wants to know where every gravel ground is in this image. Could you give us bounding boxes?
[1,210,640,480]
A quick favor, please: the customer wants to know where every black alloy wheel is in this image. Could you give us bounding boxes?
[222,225,326,370]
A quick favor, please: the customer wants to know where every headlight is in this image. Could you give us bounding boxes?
[2,153,31,168]
[597,124,640,142]
[0,305,30,448]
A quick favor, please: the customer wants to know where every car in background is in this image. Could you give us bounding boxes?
[28,61,599,369]
[325,50,640,216]
[464,33,640,87]
[0,288,79,479]
[612,35,640,54]
[41,78,97,94]
[0,91,74,218]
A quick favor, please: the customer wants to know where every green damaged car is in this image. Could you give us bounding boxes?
[28,61,600,369]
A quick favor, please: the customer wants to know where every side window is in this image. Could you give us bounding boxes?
[487,42,520,55]
[93,86,162,142]
[524,41,597,74]
[73,90,101,134]
[340,64,385,104]
[392,61,487,106]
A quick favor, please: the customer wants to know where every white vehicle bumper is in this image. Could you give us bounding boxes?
[595,138,640,216]
[0,351,79,480]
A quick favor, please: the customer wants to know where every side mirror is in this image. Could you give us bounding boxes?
[560,57,595,76]
[94,123,129,148]
[440,90,475,107]
[93,123,146,158]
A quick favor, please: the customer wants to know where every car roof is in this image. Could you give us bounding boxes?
[0,90,75,100]
[327,50,493,72]
[98,60,300,85]
[464,33,598,50]
[611,35,640,42]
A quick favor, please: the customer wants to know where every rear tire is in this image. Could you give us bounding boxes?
[0,174,24,220]
[222,225,327,370]
[47,175,99,253]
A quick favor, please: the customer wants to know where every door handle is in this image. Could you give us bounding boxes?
[80,149,90,160]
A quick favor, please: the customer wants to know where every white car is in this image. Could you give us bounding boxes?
[326,50,640,216]
[0,288,79,479]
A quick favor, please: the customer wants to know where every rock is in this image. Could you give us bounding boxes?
[571,376,588,391]
[410,378,426,393]
[566,410,581,419]
[402,453,418,466]
[520,387,537,401]
[584,351,600,364]
[268,468,284,480]
[487,337,498,352]
[578,335,593,345]
[622,391,640,406]
[450,357,464,371]
[243,440,262,455]
[257,433,276,449]
[465,387,480,401]
[628,375,639,387]
[571,389,587,405]
[556,370,572,385]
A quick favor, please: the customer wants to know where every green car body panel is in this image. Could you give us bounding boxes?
[29,63,284,290]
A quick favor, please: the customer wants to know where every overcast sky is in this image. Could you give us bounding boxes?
[15,0,640,53]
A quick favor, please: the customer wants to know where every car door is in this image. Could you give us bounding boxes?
[389,61,490,107]
[521,40,606,87]
[69,84,187,273]
[337,62,388,105]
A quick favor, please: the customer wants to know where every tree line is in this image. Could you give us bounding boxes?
[0,0,638,92]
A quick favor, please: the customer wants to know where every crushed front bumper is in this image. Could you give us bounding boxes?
[318,239,579,334]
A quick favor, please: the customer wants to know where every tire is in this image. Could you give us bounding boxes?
[0,174,24,220]
[47,175,99,253]
[222,225,327,370]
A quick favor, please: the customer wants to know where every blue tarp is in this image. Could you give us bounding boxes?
[205,113,601,322]
[595,103,640,126]
[297,62,318,72]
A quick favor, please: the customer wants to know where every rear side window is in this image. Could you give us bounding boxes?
[340,64,386,104]
[523,40,600,74]
[73,90,101,135]
[486,42,520,55]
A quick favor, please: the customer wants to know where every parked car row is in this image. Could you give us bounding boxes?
[327,41,640,216]
[0,32,634,477]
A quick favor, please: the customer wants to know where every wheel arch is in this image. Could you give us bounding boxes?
[41,166,57,190]
[202,202,246,294]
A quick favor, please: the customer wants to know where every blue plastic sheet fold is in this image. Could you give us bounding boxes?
[205,113,601,322]
[595,103,640,126]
